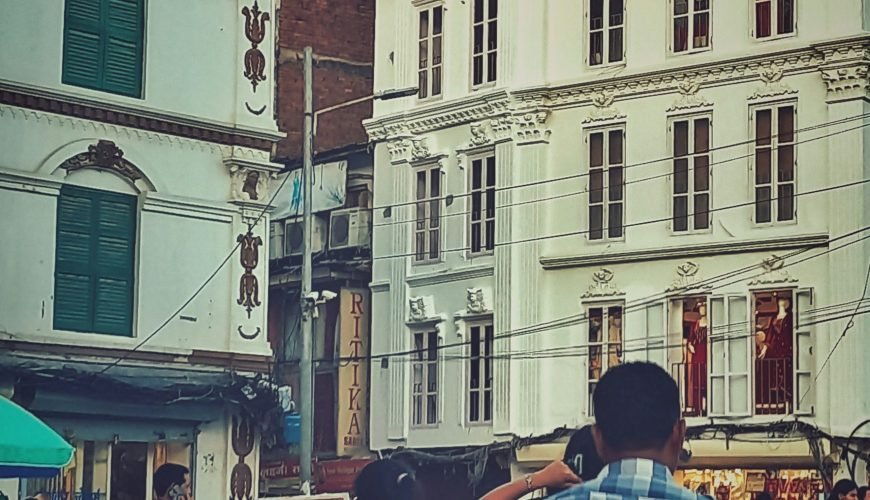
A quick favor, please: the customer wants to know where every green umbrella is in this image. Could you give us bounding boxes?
[0,397,74,477]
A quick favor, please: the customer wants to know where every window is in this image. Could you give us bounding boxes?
[412,331,439,426]
[418,5,443,99]
[708,295,750,417]
[588,0,624,66]
[753,104,796,223]
[587,305,622,415]
[468,322,494,424]
[54,185,137,336]
[672,117,711,232]
[471,0,497,86]
[588,128,624,240]
[469,155,496,254]
[62,0,145,98]
[415,165,441,262]
[673,0,710,53]
[755,0,795,38]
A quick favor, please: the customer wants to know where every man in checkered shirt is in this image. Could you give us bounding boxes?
[549,362,710,500]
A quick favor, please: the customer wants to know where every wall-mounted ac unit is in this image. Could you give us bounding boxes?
[329,208,371,250]
[269,221,285,260]
[284,216,326,256]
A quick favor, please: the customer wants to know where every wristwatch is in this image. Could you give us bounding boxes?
[525,473,535,491]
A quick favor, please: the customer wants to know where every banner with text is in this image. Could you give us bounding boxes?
[337,289,369,457]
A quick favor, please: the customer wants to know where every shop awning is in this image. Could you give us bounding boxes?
[0,397,73,477]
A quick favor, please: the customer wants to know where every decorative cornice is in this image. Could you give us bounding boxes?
[747,254,799,286]
[512,111,551,145]
[666,78,711,112]
[0,82,281,152]
[541,234,829,270]
[141,192,237,224]
[224,146,282,203]
[749,63,798,100]
[0,168,63,196]
[369,280,391,293]
[580,268,624,299]
[406,264,494,287]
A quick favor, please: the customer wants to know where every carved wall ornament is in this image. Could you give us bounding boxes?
[820,64,870,99]
[468,122,492,147]
[466,287,487,314]
[667,78,711,112]
[582,92,626,124]
[408,296,427,322]
[229,165,273,202]
[411,137,431,161]
[242,0,270,92]
[748,254,798,286]
[237,232,263,318]
[229,415,255,500]
[750,64,797,100]
[580,268,625,298]
[512,111,551,144]
[59,140,147,184]
[387,138,412,163]
[666,261,712,292]
[237,326,261,340]
[490,116,512,140]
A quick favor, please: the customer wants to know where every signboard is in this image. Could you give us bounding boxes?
[260,458,372,494]
[272,161,347,219]
[337,289,369,456]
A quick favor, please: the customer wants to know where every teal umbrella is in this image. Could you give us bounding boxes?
[0,397,74,477]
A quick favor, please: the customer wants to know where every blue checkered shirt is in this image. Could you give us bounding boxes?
[548,458,710,500]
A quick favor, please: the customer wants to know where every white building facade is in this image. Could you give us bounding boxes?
[366,0,870,491]
[0,0,282,498]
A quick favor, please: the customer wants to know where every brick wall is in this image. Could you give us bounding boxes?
[275,0,375,162]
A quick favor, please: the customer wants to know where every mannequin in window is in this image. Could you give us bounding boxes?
[589,315,603,380]
[686,302,708,413]
[754,294,794,411]
[607,312,622,369]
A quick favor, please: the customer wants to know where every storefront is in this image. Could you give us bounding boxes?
[675,468,824,500]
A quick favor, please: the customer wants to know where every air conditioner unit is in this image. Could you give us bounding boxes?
[269,221,285,260]
[329,208,371,250]
[284,216,326,256]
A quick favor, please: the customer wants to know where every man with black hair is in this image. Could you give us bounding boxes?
[153,463,192,500]
[550,362,709,500]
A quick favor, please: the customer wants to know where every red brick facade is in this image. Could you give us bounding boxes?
[274,0,375,162]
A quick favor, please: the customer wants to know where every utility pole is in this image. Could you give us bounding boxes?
[299,45,314,495]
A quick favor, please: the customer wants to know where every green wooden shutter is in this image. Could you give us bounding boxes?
[104,0,144,97]
[54,187,97,332]
[62,0,144,97]
[62,0,104,90]
[93,191,137,336]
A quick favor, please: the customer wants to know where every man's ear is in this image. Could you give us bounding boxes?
[591,424,609,464]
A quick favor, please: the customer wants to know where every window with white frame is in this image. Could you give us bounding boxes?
[588,0,624,66]
[587,304,623,415]
[754,0,795,39]
[418,5,443,99]
[672,0,710,53]
[415,164,441,262]
[708,294,750,417]
[672,116,711,232]
[588,128,624,240]
[467,321,494,424]
[469,154,496,254]
[412,330,439,426]
[471,0,497,86]
[753,104,796,224]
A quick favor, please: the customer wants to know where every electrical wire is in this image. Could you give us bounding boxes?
[370,112,870,213]
[373,115,870,228]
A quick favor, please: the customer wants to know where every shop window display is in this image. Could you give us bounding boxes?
[673,297,708,417]
[753,290,794,414]
[675,468,823,500]
[587,305,623,415]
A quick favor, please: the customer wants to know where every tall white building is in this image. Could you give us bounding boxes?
[366,0,870,493]
[0,0,282,498]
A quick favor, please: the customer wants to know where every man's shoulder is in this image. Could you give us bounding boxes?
[548,479,710,500]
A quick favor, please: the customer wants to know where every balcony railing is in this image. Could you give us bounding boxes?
[755,357,793,415]
[671,361,707,417]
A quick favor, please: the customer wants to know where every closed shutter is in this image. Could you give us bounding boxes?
[54,186,136,336]
[708,295,751,416]
[62,0,104,90]
[62,0,144,97]
[93,191,136,335]
[793,288,815,415]
[104,0,144,97]
[54,187,97,332]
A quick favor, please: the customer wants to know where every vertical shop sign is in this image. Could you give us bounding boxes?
[336,289,369,456]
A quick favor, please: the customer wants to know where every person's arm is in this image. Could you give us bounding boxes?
[480,460,581,500]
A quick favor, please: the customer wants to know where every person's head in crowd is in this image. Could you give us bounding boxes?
[591,362,685,472]
[829,479,859,500]
[353,458,419,500]
[562,425,605,482]
[153,463,191,500]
